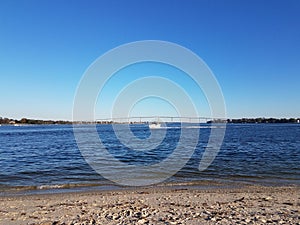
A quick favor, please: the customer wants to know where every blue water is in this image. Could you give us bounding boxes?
[0,124,299,191]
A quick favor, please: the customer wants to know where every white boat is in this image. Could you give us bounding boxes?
[149,122,161,129]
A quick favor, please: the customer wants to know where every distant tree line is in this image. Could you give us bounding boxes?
[0,117,72,125]
[208,118,300,124]
[1,116,300,125]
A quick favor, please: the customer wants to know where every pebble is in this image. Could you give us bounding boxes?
[263,196,273,201]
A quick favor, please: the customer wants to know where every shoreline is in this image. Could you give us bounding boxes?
[1,178,299,197]
[1,184,299,224]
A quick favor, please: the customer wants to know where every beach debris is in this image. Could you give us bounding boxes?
[233,197,245,203]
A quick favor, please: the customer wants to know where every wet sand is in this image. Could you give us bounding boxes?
[0,185,299,225]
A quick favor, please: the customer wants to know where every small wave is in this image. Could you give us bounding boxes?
[37,184,70,190]
[36,183,103,190]
[0,183,104,193]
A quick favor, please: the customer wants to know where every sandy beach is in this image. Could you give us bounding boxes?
[0,184,299,225]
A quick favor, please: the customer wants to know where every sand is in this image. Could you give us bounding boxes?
[0,184,299,225]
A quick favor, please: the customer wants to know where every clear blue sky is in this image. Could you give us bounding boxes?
[0,0,299,120]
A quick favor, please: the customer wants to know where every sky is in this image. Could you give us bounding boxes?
[0,0,299,120]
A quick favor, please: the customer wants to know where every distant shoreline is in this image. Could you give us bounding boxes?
[0,117,300,125]
[211,117,300,124]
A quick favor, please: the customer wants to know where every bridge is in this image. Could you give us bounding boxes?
[96,116,228,124]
